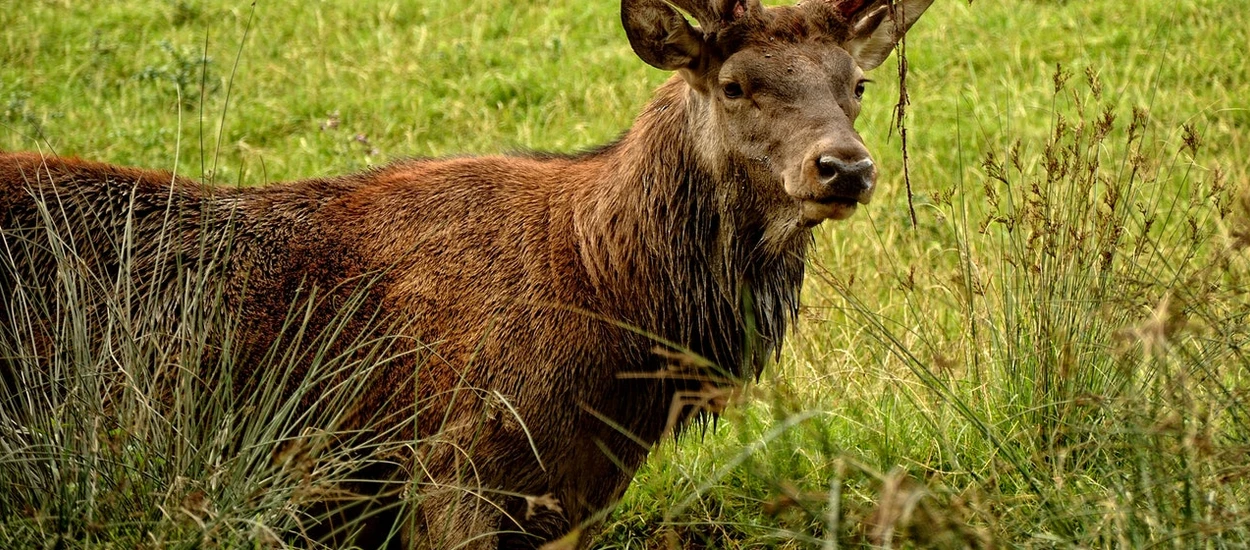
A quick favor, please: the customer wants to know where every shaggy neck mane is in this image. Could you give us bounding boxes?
[574,77,809,382]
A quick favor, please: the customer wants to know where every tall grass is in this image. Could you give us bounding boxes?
[3,0,1249,548]
[601,65,1250,547]
[0,197,424,547]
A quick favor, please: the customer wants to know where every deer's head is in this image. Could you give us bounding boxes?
[623,0,933,228]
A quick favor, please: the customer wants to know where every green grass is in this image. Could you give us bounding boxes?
[3,0,1250,547]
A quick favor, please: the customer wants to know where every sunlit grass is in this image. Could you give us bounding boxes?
[3,0,1249,547]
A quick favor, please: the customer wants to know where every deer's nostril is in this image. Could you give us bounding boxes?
[816,155,841,180]
[808,154,876,203]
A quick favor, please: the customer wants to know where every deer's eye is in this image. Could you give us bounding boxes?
[854,80,868,100]
[722,82,744,99]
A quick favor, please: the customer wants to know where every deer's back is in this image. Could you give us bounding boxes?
[0,150,626,429]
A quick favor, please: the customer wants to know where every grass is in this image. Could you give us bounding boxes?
[3,0,1250,547]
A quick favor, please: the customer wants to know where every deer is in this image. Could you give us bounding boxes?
[0,0,934,547]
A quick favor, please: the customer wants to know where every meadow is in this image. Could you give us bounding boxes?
[2,0,1249,547]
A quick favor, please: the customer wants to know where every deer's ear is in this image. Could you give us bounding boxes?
[622,0,706,71]
[843,0,934,71]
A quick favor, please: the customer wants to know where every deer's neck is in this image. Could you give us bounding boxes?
[574,77,807,379]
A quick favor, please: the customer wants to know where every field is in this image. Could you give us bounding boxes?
[3,0,1250,547]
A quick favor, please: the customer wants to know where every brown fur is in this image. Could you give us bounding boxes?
[0,0,932,547]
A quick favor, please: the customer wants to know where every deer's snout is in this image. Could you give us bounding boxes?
[813,153,875,205]
[788,143,878,225]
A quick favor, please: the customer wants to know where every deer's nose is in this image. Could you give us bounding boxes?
[815,154,875,204]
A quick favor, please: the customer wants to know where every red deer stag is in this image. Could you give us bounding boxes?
[0,0,933,547]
